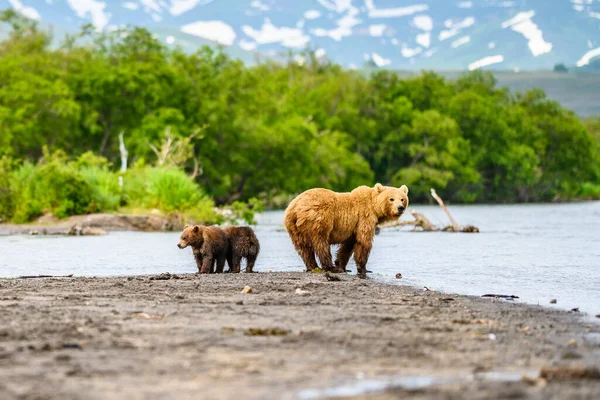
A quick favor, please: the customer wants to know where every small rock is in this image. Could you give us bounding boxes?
[571,308,580,313]
[81,227,107,236]
[423,286,432,291]
[325,272,341,282]
[521,375,547,387]
[488,333,497,341]
[395,273,402,279]
[295,288,310,296]
[244,328,288,336]
[62,343,82,350]
[550,299,557,304]
[236,300,243,305]
[29,230,39,236]
[241,286,253,294]
[562,351,582,360]
[596,314,600,319]
[67,225,82,236]
[568,339,577,347]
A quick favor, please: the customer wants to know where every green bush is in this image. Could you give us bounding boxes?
[579,182,600,200]
[10,160,95,222]
[123,167,219,222]
[0,156,15,220]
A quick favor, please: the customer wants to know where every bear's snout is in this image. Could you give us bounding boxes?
[397,205,405,214]
[177,243,185,249]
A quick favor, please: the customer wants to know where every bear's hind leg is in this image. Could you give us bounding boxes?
[334,237,355,273]
[296,242,319,272]
[245,254,257,273]
[314,239,335,272]
[215,254,226,273]
[231,253,242,273]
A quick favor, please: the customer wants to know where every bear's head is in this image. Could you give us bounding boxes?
[373,183,409,222]
[177,225,204,249]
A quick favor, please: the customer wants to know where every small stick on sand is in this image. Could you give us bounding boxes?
[16,274,74,279]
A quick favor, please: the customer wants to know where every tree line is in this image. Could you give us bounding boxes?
[0,9,599,223]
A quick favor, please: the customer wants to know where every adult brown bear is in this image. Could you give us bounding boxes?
[284,183,409,278]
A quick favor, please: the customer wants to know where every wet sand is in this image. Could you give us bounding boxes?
[1,272,599,399]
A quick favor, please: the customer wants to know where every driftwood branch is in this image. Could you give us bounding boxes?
[118,131,128,173]
[17,274,74,279]
[430,188,458,231]
[378,189,479,233]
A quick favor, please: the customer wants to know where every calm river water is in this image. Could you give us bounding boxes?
[1,202,599,317]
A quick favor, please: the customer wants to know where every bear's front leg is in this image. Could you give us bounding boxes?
[200,255,214,274]
[193,251,203,274]
[353,242,372,279]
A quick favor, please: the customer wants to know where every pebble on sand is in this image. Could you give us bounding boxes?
[241,286,253,294]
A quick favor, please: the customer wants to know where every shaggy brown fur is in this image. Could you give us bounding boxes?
[224,226,260,273]
[284,183,409,278]
[177,225,228,274]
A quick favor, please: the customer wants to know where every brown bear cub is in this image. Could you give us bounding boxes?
[223,226,260,273]
[177,225,228,274]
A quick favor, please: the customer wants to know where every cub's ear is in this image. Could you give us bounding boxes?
[400,185,409,194]
[192,225,200,233]
[184,225,190,230]
[374,183,385,193]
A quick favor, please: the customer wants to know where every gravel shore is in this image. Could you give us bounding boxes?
[1,272,599,399]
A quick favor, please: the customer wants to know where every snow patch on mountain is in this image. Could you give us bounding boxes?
[243,19,309,48]
[181,20,236,46]
[310,8,360,41]
[468,55,504,70]
[452,36,470,48]
[416,33,430,48]
[576,47,600,67]
[413,15,433,31]
[502,11,552,57]
[239,39,257,51]
[8,0,40,21]
[66,0,109,31]
[371,52,391,67]
[365,1,429,18]
[304,10,321,20]
[368,24,386,37]
[122,2,138,11]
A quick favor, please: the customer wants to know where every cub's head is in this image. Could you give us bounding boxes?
[373,183,409,222]
[177,225,203,249]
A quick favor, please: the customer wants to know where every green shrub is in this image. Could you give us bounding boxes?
[11,161,95,222]
[79,166,122,212]
[579,182,600,200]
[0,156,15,221]
[123,167,219,223]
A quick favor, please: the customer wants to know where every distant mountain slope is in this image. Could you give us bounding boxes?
[2,0,600,70]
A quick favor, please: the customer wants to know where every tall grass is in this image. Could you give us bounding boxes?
[10,161,95,222]
[0,153,222,224]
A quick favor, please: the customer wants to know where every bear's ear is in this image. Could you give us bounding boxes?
[400,185,409,194]
[192,225,200,233]
[184,225,190,230]
[374,183,385,193]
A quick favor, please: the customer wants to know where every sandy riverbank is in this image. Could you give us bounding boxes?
[1,272,599,399]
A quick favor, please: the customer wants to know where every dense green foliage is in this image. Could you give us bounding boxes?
[0,149,219,223]
[0,10,599,223]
